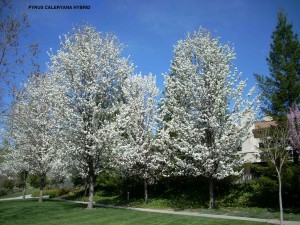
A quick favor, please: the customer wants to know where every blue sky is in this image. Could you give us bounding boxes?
[16,0,300,92]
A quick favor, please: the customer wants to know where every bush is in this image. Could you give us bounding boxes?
[27,174,41,188]
[0,189,8,196]
[244,162,300,208]
[32,186,83,198]
[96,169,125,195]
[219,183,253,207]
[248,176,278,207]
[3,179,14,191]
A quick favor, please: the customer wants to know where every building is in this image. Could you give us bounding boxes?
[240,116,277,163]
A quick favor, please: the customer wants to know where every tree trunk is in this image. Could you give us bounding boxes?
[87,175,94,209]
[84,180,88,197]
[277,171,284,225]
[39,175,45,203]
[22,186,26,200]
[22,170,27,200]
[144,178,148,203]
[209,177,215,209]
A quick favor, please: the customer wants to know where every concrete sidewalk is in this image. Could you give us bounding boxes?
[1,196,300,225]
[0,194,33,201]
[0,194,49,201]
[129,207,300,225]
[71,200,300,225]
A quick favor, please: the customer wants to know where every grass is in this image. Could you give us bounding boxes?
[0,199,269,225]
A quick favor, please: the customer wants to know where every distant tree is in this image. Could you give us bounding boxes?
[0,140,29,198]
[2,75,59,202]
[255,10,300,121]
[0,153,29,200]
[49,25,133,209]
[114,74,162,203]
[158,28,258,209]
[257,125,290,225]
[287,106,300,163]
[0,0,39,113]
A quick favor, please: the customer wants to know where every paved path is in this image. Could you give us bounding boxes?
[0,194,33,201]
[0,194,49,201]
[71,200,300,225]
[129,208,300,225]
[1,196,300,225]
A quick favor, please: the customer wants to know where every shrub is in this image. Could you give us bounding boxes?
[0,189,8,196]
[27,174,41,188]
[219,183,253,207]
[248,176,278,207]
[32,186,83,198]
[3,179,14,191]
[96,170,125,195]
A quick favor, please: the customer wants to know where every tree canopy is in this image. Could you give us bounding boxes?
[255,10,300,121]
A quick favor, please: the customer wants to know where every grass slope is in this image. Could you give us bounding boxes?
[0,199,268,225]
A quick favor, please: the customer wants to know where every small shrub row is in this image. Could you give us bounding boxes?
[32,186,82,198]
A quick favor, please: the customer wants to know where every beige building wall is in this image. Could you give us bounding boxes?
[240,124,261,163]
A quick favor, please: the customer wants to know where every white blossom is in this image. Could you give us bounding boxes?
[113,73,161,202]
[1,74,60,202]
[49,25,133,208]
[157,28,259,208]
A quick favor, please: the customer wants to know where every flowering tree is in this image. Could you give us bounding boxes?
[49,25,133,209]
[114,74,161,203]
[0,143,29,200]
[287,106,300,163]
[2,75,59,202]
[158,29,258,208]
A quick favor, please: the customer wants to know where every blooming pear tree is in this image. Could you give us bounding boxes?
[114,74,161,203]
[49,25,133,209]
[2,75,59,202]
[158,29,258,208]
[0,144,30,200]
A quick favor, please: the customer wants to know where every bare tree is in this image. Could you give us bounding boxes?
[258,125,290,225]
[0,0,39,114]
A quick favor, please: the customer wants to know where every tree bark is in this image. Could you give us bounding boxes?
[39,175,45,203]
[144,178,148,203]
[87,175,94,209]
[22,187,26,200]
[84,180,89,197]
[209,177,215,209]
[22,171,27,200]
[277,170,284,225]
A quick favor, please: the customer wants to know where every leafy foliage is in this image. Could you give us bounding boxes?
[3,179,14,191]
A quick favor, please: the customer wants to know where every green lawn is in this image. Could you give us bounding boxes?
[0,199,268,225]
